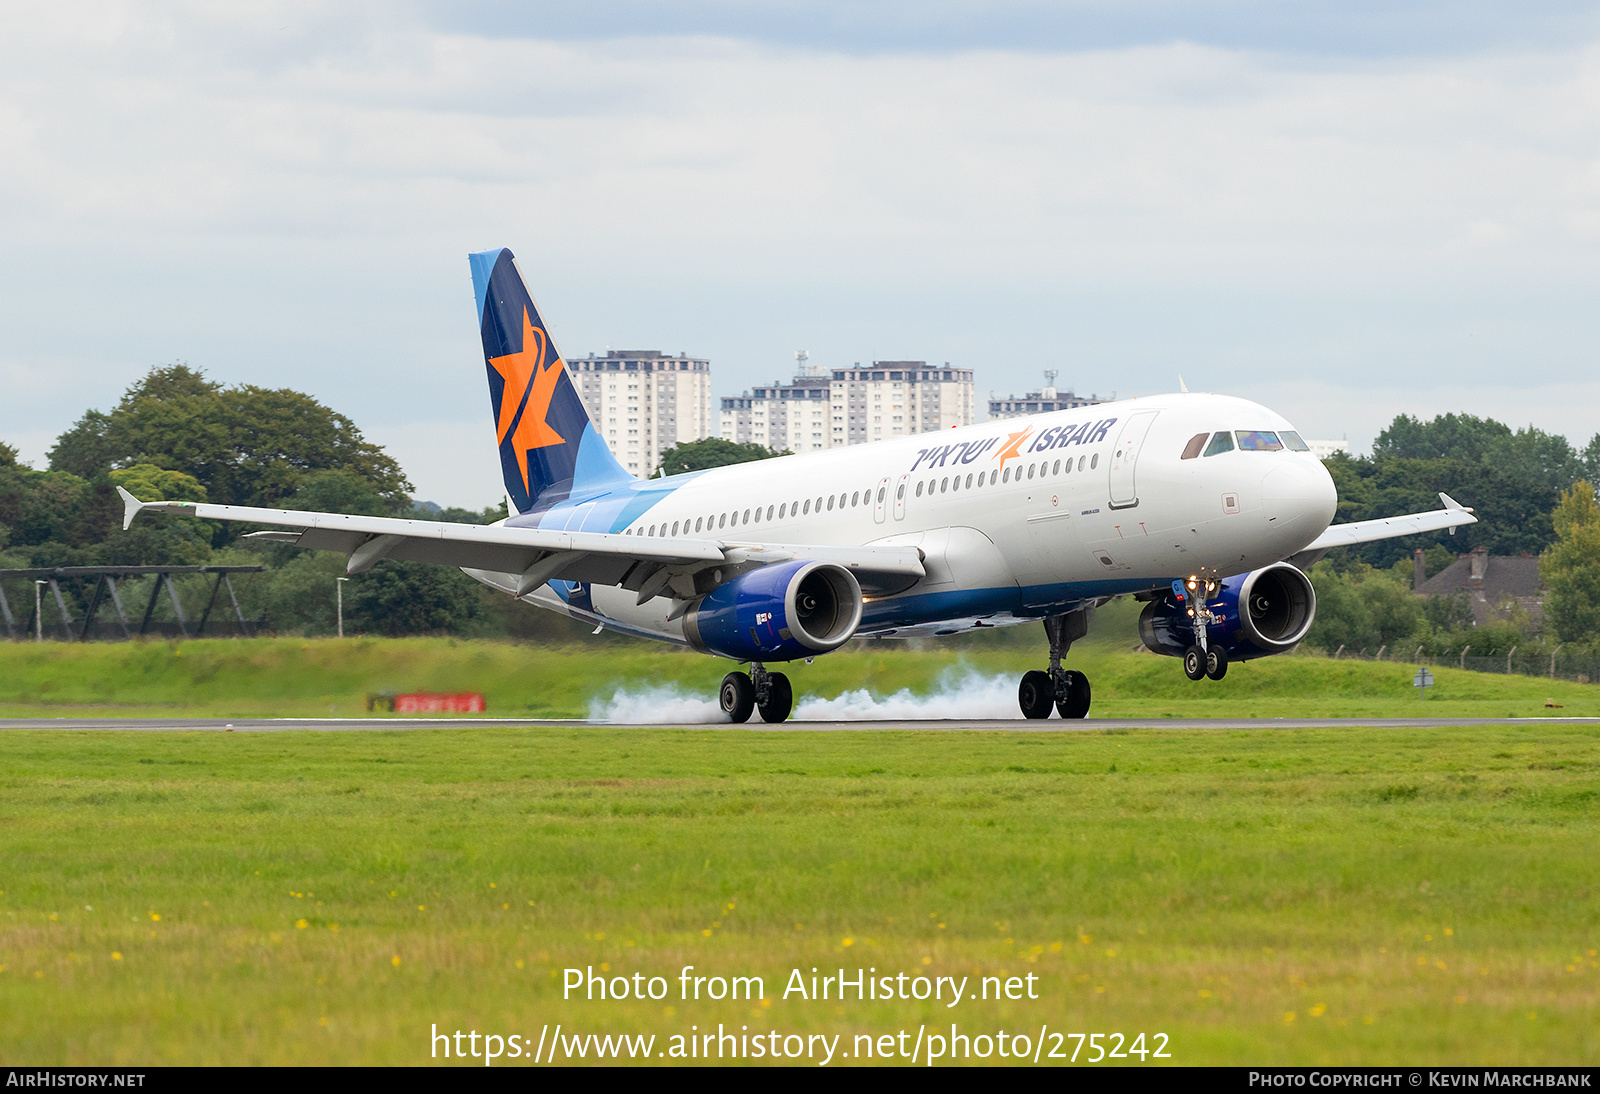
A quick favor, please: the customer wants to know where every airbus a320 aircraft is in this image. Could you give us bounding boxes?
[121,248,1478,723]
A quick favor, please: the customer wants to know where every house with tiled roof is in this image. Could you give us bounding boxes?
[1413,545,1544,629]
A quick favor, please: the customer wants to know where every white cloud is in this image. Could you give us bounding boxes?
[1,6,1597,502]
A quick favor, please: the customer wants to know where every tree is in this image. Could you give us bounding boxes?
[1541,480,1600,644]
[46,410,115,479]
[346,561,489,637]
[403,499,507,524]
[48,364,412,516]
[1305,561,1422,653]
[109,464,207,504]
[1328,413,1587,566]
[1584,434,1600,486]
[654,438,787,476]
[291,469,388,517]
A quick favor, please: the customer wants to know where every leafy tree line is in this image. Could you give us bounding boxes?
[1323,412,1600,566]
[2,366,501,638]
[1306,479,1600,657]
[1,368,786,640]
[1304,413,1600,659]
[8,376,1596,647]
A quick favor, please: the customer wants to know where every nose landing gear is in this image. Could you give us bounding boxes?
[1018,610,1093,719]
[1180,576,1228,683]
[719,663,794,724]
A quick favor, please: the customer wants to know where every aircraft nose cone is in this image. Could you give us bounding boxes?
[1262,458,1338,541]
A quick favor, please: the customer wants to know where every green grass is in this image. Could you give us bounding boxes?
[0,633,1596,720]
[0,724,1596,1065]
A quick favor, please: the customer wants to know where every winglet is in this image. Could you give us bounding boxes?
[117,486,145,531]
[117,486,198,528]
[1178,374,1189,393]
[1439,492,1474,513]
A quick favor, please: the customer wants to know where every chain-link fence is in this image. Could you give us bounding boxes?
[1318,643,1599,684]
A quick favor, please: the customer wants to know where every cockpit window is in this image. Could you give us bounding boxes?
[1279,430,1311,452]
[1202,431,1235,457]
[1236,430,1283,451]
[1180,433,1208,460]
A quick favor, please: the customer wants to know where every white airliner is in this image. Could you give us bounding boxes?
[120,248,1477,723]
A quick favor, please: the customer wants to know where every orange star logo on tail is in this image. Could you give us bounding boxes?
[994,426,1032,470]
[489,307,568,494]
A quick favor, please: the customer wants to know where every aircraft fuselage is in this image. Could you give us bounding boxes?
[471,391,1338,645]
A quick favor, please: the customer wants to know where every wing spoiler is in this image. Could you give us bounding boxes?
[117,488,926,599]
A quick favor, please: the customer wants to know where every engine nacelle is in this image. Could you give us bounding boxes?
[683,560,863,662]
[1139,561,1316,662]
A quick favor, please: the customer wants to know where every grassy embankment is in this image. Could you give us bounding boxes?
[1,627,1597,721]
[0,723,1595,1065]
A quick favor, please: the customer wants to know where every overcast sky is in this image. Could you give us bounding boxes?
[2,2,1597,505]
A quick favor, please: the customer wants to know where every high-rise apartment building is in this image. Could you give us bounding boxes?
[720,361,975,452]
[570,350,713,474]
[988,375,1107,421]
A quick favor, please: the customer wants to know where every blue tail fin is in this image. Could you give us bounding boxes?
[469,248,631,513]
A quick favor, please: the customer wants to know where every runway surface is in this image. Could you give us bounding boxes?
[2,716,1597,731]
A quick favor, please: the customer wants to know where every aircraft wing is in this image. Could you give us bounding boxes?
[117,488,926,599]
[1287,492,1477,566]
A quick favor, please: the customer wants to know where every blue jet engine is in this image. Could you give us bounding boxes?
[1139,561,1316,662]
[683,560,864,662]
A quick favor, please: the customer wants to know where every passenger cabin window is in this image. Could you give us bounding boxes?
[1202,432,1234,457]
[1181,433,1208,459]
[1235,430,1283,452]
[1280,430,1311,452]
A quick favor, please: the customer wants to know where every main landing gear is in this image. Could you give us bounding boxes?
[1018,611,1093,719]
[719,662,794,724]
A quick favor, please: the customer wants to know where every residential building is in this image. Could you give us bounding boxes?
[988,374,1106,421]
[720,361,976,452]
[1414,545,1544,630]
[570,350,713,474]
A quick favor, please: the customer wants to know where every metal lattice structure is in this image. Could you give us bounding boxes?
[0,566,265,642]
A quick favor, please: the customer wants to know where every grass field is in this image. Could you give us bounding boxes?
[1,722,1596,1065]
[1,630,1597,721]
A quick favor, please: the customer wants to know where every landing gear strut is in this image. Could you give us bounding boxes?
[1018,610,1092,719]
[720,663,793,724]
[1180,576,1228,683]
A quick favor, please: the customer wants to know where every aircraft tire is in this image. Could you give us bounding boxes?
[1055,670,1091,719]
[720,672,755,723]
[1018,670,1054,719]
[1182,646,1206,681]
[757,672,793,724]
[1204,647,1228,681]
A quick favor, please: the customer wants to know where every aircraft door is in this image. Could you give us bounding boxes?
[1108,410,1160,510]
[874,477,889,524]
[893,475,909,520]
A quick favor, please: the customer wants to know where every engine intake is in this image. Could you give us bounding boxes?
[683,560,863,662]
[1140,562,1316,662]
